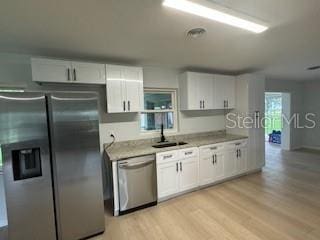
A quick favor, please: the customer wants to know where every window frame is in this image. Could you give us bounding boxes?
[140,88,178,135]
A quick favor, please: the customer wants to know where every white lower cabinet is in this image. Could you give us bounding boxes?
[199,154,215,186]
[179,150,199,192]
[199,144,225,186]
[157,140,249,201]
[223,140,249,178]
[157,161,180,199]
[236,145,248,174]
[223,147,238,178]
[214,151,225,181]
[156,148,199,200]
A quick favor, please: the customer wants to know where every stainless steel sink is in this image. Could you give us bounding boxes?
[152,141,188,148]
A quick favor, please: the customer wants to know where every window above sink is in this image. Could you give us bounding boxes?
[140,89,177,133]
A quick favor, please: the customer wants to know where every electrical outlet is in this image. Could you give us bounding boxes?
[108,130,115,137]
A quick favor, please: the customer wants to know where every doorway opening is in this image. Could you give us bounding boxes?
[265,92,291,151]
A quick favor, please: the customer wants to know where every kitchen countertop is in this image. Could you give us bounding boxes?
[104,131,248,161]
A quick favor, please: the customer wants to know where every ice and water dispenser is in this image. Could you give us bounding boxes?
[11,148,42,180]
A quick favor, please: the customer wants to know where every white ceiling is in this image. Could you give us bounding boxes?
[1,0,320,81]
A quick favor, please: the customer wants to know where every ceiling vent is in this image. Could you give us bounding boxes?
[307,65,320,71]
[187,28,206,39]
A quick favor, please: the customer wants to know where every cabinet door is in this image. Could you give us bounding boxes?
[223,149,237,178]
[31,58,72,83]
[187,73,202,110]
[214,75,236,109]
[123,67,143,112]
[236,147,248,174]
[106,65,125,113]
[179,157,199,192]
[214,75,227,109]
[157,161,179,199]
[213,152,225,181]
[225,76,236,109]
[72,62,106,84]
[199,153,215,186]
[199,73,214,110]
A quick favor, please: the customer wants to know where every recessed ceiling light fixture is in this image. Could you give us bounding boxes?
[187,28,206,39]
[163,0,268,33]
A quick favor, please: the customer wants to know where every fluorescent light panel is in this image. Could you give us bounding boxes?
[163,0,268,33]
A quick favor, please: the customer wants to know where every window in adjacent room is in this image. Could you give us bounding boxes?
[140,89,177,133]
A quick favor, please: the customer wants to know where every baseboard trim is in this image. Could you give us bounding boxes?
[300,145,320,151]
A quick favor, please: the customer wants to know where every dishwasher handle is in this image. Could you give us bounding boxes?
[118,160,154,170]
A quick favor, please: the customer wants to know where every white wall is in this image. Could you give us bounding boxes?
[302,81,320,148]
[265,79,304,150]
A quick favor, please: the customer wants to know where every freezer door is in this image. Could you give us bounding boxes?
[0,92,56,240]
[48,92,105,240]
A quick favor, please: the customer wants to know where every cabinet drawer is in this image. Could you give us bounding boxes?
[226,139,248,148]
[156,150,179,164]
[235,140,248,147]
[179,148,198,159]
[200,143,224,154]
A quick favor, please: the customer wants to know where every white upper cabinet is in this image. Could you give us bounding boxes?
[214,74,236,109]
[105,65,125,113]
[31,58,72,83]
[106,64,143,113]
[123,67,144,113]
[179,72,214,110]
[31,57,106,84]
[71,62,106,84]
[179,72,235,110]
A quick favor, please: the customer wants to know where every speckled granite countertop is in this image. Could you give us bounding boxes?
[104,131,248,161]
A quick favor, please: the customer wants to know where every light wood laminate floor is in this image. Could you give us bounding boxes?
[92,144,320,240]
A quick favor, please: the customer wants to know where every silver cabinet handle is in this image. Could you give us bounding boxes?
[200,100,202,109]
[118,160,153,169]
[215,154,217,163]
[239,149,241,158]
[67,68,71,81]
[128,101,130,111]
[164,154,173,160]
[203,100,205,109]
[226,100,229,108]
[180,162,182,171]
[73,69,76,81]
[212,155,215,165]
[236,149,238,158]
[123,101,126,112]
[185,151,193,155]
[210,147,217,150]
[176,162,179,172]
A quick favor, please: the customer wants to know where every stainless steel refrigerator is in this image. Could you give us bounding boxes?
[0,92,105,240]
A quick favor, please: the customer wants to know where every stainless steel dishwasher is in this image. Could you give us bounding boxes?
[118,155,157,214]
